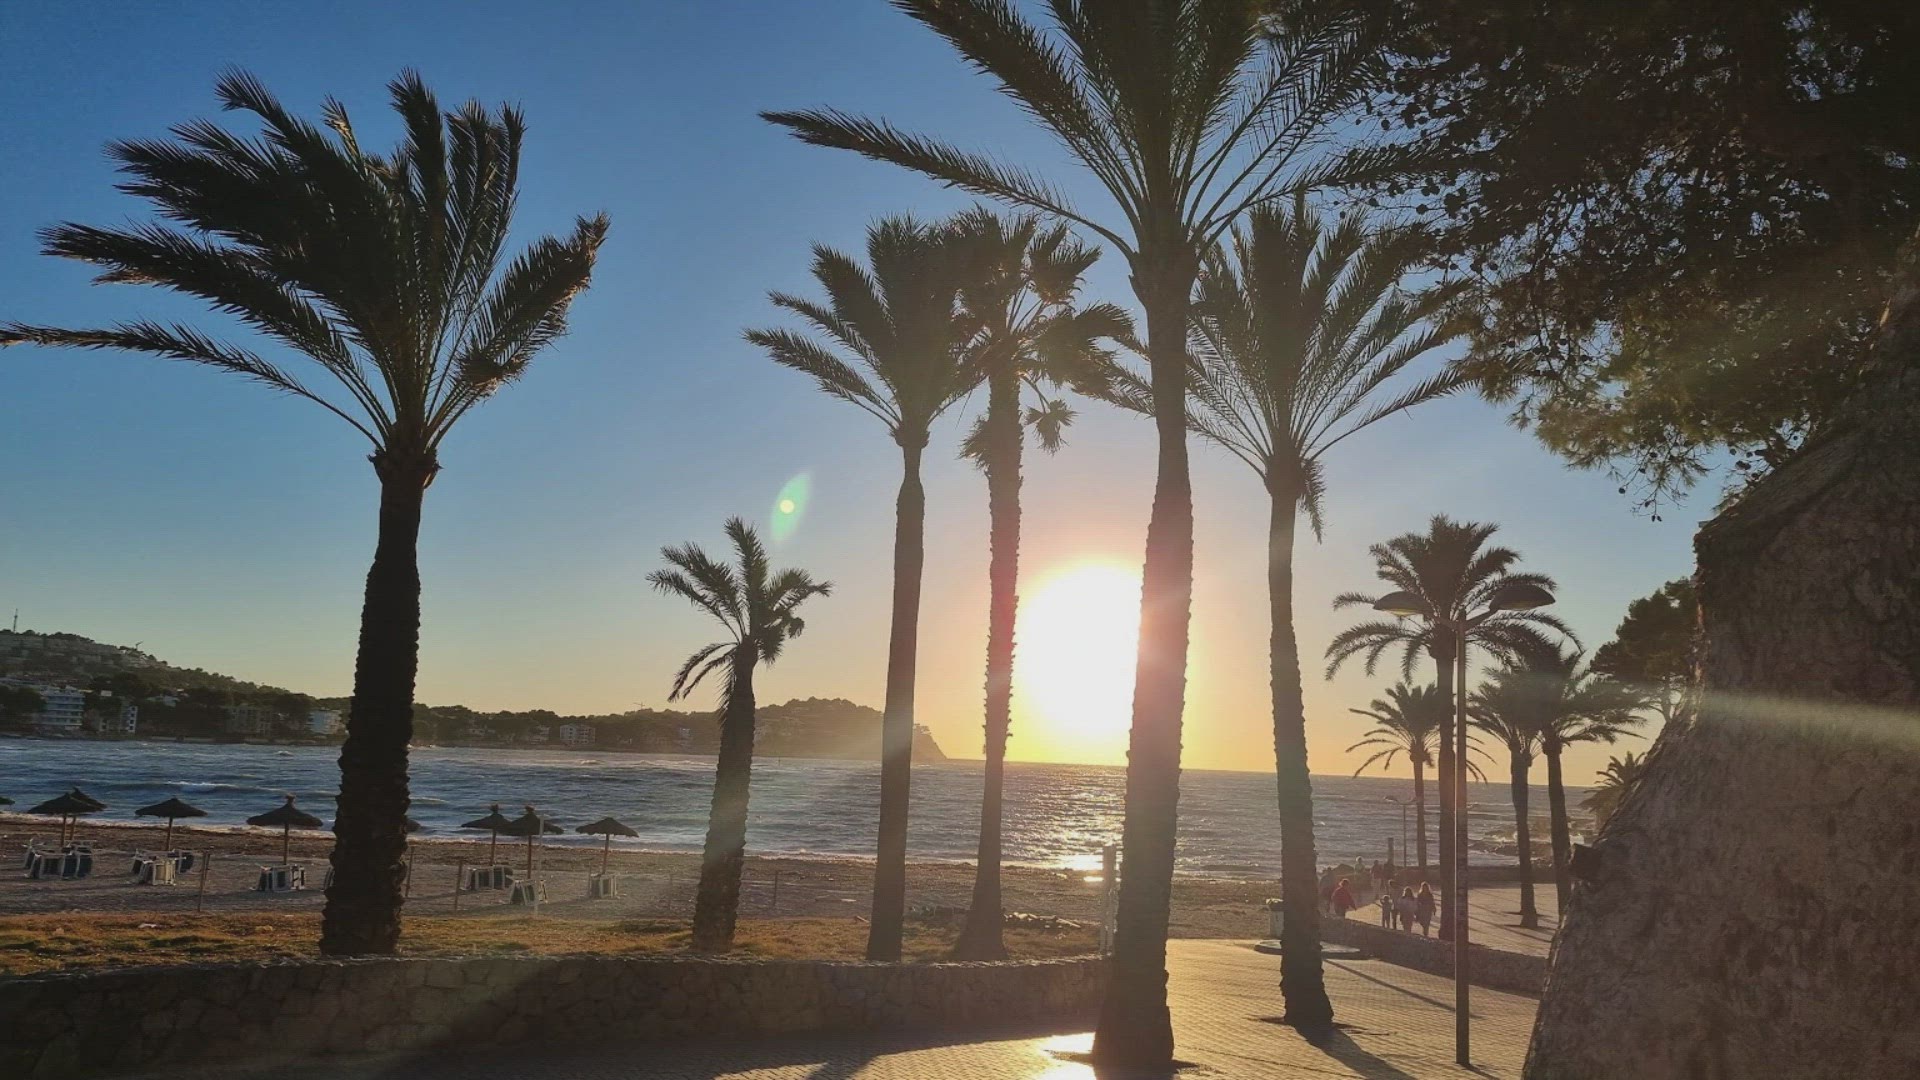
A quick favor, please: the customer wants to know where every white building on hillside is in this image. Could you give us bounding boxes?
[34,687,86,732]
[308,710,342,736]
[91,700,138,736]
[558,722,595,747]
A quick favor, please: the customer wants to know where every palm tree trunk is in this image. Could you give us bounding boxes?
[1510,753,1538,930]
[866,440,927,961]
[1431,644,1457,942]
[1543,744,1573,916]
[320,456,430,957]
[1525,251,1920,1079]
[1413,757,1429,869]
[1267,491,1333,1030]
[1093,279,1195,1069]
[954,373,1022,961]
[693,648,757,953]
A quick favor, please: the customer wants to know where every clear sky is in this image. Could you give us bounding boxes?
[1,2,1707,785]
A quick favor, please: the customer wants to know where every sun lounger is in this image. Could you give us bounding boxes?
[132,855,179,885]
[465,864,514,891]
[588,873,618,899]
[507,879,546,905]
[255,864,307,893]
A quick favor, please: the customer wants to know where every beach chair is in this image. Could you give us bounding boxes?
[61,849,94,880]
[465,864,513,891]
[507,879,546,905]
[255,864,305,893]
[134,856,178,886]
[588,873,619,899]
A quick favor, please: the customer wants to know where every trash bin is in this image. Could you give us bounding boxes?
[1267,900,1284,939]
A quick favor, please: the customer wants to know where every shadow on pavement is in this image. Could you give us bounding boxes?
[184,1021,1091,1080]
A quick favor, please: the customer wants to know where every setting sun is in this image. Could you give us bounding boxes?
[1012,563,1142,762]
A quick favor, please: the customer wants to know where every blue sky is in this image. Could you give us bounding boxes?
[0,2,1707,782]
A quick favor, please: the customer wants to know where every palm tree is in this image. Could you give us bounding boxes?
[1325,517,1574,942]
[764,6,1409,1061]
[1468,670,1549,929]
[945,208,1130,961]
[1581,751,1646,832]
[649,519,831,953]
[1091,197,1463,1027]
[746,217,981,961]
[1511,647,1648,911]
[0,71,607,956]
[1348,682,1450,869]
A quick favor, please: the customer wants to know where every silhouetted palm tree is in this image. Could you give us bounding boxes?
[1468,672,1549,929]
[1,71,607,955]
[746,217,980,961]
[1507,647,1648,910]
[766,6,1411,1055]
[1581,751,1647,832]
[650,519,831,953]
[1093,196,1463,1025]
[946,208,1130,960]
[1325,517,1574,941]
[1348,682,1451,869]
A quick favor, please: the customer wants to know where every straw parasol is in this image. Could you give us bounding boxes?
[575,816,638,876]
[246,795,323,864]
[30,788,107,845]
[461,804,516,866]
[0,795,13,806]
[500,805,561,875]
[135,796,207,852]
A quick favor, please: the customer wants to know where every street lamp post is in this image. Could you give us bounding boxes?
[1385,795,1410,871]
[1373,582,1554,1066]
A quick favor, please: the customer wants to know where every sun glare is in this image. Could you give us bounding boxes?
[1014,563,1142,761]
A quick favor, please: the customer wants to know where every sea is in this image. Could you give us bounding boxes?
[0,739,1569,876]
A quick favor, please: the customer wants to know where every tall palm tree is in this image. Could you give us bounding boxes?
[946,208,1130,961]
[1091,197,1463,1027]
[0,71,607,955]
[1508,646,1648,911]
[745,217,981,961]
[1347,682,1450,869]
[649,519,831,953]
[765,6,1409,1061]
[1467,670,1548,929]
[1581,751,1647,833]
[1325,517,1574,942]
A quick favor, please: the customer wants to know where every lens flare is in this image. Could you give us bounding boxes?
[770,473,811,543]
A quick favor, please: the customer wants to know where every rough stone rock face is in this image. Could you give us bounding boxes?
[1523,251,1920,1079]
[0,954,1109,1078]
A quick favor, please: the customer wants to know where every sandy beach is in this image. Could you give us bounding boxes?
[0,815,1274,940]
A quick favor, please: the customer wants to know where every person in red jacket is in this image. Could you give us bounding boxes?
[1331,877,1357,918]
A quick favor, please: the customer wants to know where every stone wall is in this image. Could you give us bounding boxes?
[0,953,1108,1079]
[1319,917,1545,996]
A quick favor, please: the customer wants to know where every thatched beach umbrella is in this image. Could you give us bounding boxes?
[136,796,207,852]
[246,795,323,864]
[575,816,638,876]
[30,788,107,845]
[0,795,13,806]
[461,804,515,866]
[500,805,561,876]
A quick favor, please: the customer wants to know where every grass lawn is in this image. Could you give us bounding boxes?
[0,913,1099,975]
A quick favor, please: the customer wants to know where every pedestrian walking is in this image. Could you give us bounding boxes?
[1415,881,1436,937]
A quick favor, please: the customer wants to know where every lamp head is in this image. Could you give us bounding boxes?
[1372,591,1430,618]
[1489,583,1556,612]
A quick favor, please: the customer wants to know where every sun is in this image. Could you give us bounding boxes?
[1013,563,1142,760]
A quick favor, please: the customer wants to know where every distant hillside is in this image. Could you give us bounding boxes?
[1,629,943,761]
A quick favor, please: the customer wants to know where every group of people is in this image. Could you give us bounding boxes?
[1378,882,1438,936]
[1318,863,1438,937]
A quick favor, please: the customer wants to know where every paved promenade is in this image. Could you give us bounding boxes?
[191,939,1539,1080]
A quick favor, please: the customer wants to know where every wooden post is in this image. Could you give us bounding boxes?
[195,852,210,914]
[453,857,465,913]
